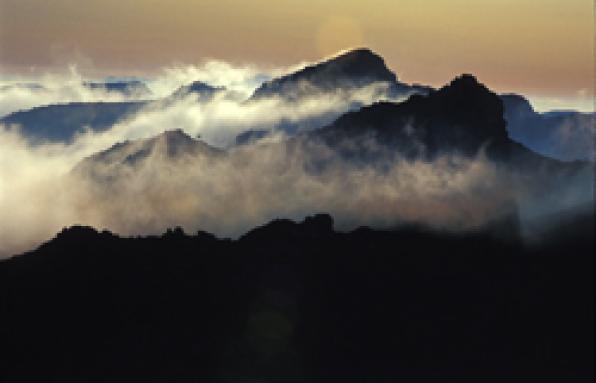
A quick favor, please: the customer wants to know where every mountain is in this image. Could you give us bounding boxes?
[0,80,223,144]
[0,101,146,143]
[4,50,590,160]
[1,214,592,382]
[76,75,513,176]
[71,74,592,240]
[250,48,431,101]
[76,75,591,196]
[73,129,223,180]
[303,74,591,180]
[308,74,519,162]
[500,94,594,161]
[83,80,153,97]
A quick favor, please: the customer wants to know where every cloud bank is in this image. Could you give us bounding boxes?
[0,62,593,257]
[0,127,518,258]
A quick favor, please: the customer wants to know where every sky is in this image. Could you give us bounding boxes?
[0,0,593,110]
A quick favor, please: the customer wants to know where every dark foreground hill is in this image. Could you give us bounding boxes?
[1,214,593,383]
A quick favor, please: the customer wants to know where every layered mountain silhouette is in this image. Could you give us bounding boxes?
[2,48,594,382]
[295,74,590,183]
[2,48,591,162]
[309,74,508,160]
[74,73,591,201]
[1,214,592,382]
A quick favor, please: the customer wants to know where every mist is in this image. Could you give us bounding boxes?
[0,63,593,258]
[0,124,518,258]
[0,58,319,120]
[0,62,405,257]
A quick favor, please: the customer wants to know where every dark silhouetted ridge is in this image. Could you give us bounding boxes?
[0,213,592,382]
[240,213,334,243]
[311,73,510,160]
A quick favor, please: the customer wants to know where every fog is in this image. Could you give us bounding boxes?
[0,63,593,257]
[0,125,519,257]
[0,61,406,257]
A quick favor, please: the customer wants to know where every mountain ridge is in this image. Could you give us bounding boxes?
[250,48,431,101]
[1,212,592,382]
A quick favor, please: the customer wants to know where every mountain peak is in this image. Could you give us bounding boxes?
[434,74,492,100]
[157,128,192,141]
[448,73,480,86]
[314,74,509,159]
[74,129,222,178]
[323,48,394,76]
[251,48,397,100]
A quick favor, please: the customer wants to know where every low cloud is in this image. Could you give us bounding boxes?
[0,128,519,257]
[0,63,410,257]
[0,60,280,118]
[0,63,592,257]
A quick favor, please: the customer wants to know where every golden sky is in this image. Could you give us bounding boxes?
[0,0,593,102]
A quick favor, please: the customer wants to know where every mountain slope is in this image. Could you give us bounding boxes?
[500,94,594,161]
[305,74,591,179]
[309,74,512,161]
[251,48,431,101]
[73,129,223,181]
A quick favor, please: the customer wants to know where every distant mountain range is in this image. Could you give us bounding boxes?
[2,48,590,162]
[71,73,591,244]
[0,80,221,143]
[77,73,588,183]
[501,94,594,161]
